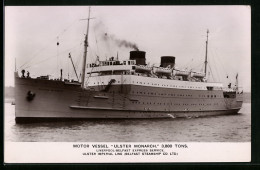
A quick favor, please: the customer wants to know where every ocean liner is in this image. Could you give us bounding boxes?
[14,8,243,123]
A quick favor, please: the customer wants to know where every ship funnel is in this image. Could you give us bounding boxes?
[160,56,175,68]
[130,51,146,65]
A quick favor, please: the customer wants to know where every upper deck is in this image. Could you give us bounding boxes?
[86,59,136,74]
[86,74,223,91]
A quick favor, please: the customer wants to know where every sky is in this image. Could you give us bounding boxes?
[4,6,251,92]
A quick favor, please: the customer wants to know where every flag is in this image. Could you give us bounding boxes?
[236,73,238,79]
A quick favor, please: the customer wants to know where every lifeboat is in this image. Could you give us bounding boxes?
[154,67,172,75]
[134,65,152,73]
[191,72,205,78]
[173,70,190,76]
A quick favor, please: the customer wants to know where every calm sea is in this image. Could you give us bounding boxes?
[4,103,251,142]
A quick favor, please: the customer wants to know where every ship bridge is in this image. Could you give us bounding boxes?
[86,59,136,75]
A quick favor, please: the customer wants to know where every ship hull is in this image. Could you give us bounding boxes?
[15,74,243,123]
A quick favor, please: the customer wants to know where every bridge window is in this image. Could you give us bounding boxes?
[207,86,213,91]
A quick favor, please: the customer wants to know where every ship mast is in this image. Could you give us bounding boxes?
[81,7,91,88]
[204,29,209,78]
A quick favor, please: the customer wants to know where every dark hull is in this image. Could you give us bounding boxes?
[15,109,240,123]
[15,74,243,123]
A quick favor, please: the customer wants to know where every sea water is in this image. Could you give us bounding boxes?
[4,103,251,142]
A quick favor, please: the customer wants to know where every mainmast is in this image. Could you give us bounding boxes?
[204,29,209,78]
[81,7,91,88]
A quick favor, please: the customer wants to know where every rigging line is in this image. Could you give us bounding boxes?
[75,50,83,71]
[182,58,194,69]
[20,19,80,69]
[19,38,57,69]
[208,64,215,82]
[71,43,83,68]
[75,37,85,67]
[212,48,231,84]
[209,48,221,82]
[23,54,56,70]
[213,48,228,77]
[57,19,79,38]
[70,40,84,71]
[199,64,204,73]
[191,62,204,71]
[183,43,204,69]
[188,58,204,71]
[23,44,80,70]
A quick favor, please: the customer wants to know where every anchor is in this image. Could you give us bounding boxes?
[26,91,36,101]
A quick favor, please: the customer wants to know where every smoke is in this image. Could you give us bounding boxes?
[93,20,140,51]
[103,33,139,51]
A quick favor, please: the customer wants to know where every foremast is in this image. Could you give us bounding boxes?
[81,7,91,88]
[204,29,209,79]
